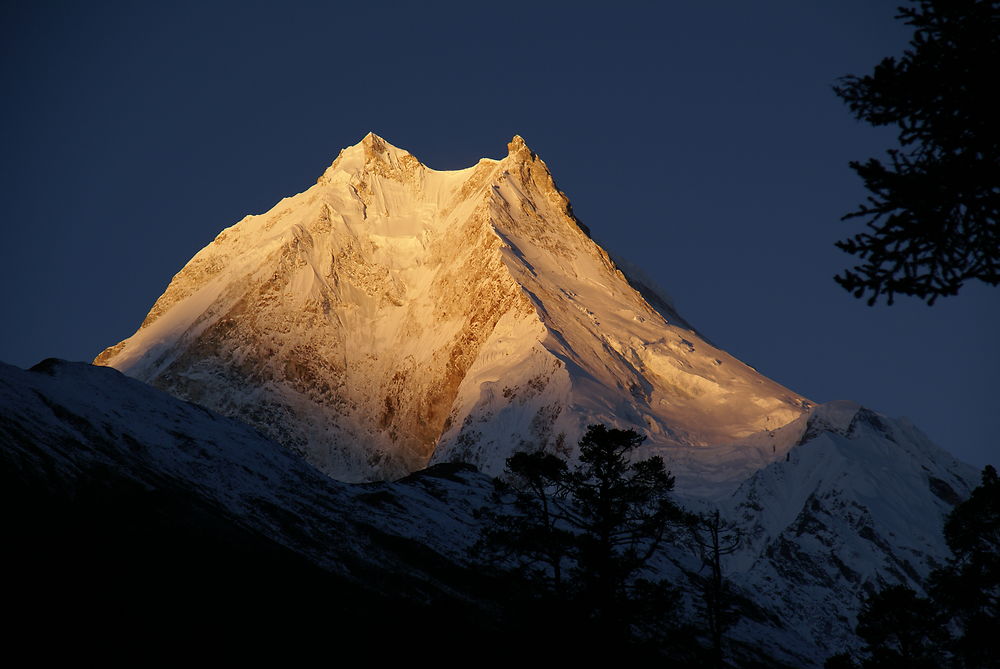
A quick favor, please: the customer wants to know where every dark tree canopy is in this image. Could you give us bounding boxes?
[687,509,742,669]
[855,585,949,667]
[565,424,679,624]
[833,0,1000,305]
[476,424,685,652]
[476,450,573,589]
[931,464,1000,666]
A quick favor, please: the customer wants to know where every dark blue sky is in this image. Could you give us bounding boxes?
[2,1,996,468]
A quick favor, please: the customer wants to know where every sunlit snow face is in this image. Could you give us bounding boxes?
[94,133,810,489]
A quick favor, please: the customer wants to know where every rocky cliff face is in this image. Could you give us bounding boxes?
[96,133,810,486]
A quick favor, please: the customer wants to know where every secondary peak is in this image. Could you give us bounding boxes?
[507,135,537,161]
[360,131,385,147]
[359,131,408,156]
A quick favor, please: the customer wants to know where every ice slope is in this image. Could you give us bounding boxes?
[95,133,811,487]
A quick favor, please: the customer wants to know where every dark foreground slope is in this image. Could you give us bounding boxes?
[1,359,976,666]
[0,360,493,662]
[0,359,690,665]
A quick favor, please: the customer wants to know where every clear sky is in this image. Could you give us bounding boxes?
[2,1,996,469]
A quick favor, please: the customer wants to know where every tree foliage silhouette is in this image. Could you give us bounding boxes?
[687,509,742,668]
[833,0,1000,305]
[855,585,949,667]
[477,424,684,651]
[476,450,572,591]
[930,464,1000,666]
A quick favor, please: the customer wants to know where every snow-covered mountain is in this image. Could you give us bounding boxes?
[63,133,983,663]
[0,359,976,666]
[95,133,811,489]
[722,401,977,662]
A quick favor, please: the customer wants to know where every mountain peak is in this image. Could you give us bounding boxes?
[97,134,813,487]
[320,132,417,183]
[360,131,390,151]
[357,131,409,160]
[506,134,536,161]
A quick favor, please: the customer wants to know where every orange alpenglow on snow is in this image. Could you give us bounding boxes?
[96,134,811,494]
